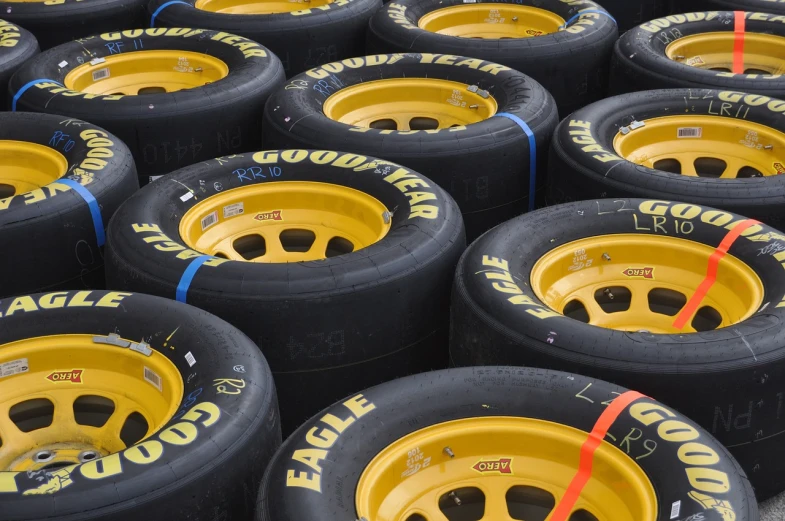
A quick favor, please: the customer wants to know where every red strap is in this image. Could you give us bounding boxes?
[672,219,759,330]
[549,391,645,521]
[733,11,746,74]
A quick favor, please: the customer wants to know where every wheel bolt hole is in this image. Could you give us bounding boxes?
[34,450,55,462]
[79,450,99,462]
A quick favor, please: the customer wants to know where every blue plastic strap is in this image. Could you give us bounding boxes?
[494,112,537,212]
[176,255,211,303]
[12,79,61,112]
[150,0,192,27]
[57,178,105,247]
[561,9,617,28]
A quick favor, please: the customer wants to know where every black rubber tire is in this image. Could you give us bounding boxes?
[104,150,465,434]
[674,0,785,15]
[0,20,38,110]
[8,28,285,183]
[0,0,146,50]
[0,290,280,521]
[0,112,137,298]
[146,0,382,77]
[366,0,617,116]
[603,0,668,32]
[611,11,785,98]
[261,53,558,241]
[547,89,785,230]
[450,198,785,500]
[256,366,757,521]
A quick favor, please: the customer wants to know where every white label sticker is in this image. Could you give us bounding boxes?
[144,366,163,392]
[92,68,110,81]
[0,358,28,379]
[201,211,218,231]
[180,192,194,202]
[677,127,702,138]
[58,60,69,68]
[670,500,681,519]
[223,202,244,218]
[185,352,196,367]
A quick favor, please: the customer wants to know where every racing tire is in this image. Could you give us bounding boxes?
[104,150,465,434]
[8,27,285,184]
[611,11,785,98]
[603,0,668,32]
[366,0,618,116]
[0,290,280,521]
[547,88,785,230]
[0,112,137,298]
[450,198,785,499]
[256,366,757,521]
[674,0,785,15]
[0,0,146,50]
[146,0,382,77]
[261,53,558,241]
[0,20,38,110]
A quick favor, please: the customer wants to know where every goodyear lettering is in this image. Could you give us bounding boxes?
[100,28,204,42]
[568,120,623,163]
[31,81,124,102]
[640,12,719,32]
[0,291,130,318]
[479,255,560,320]
[0,21,20,48]
[630,401,734,518]
[210,32,267,58]
[387,2,416,29]
[286,394,375,492]
[717,91,785,113]
[306,54,509,80]
[291,0,349,16]
[130,223,230,266]
[382,167,439,219]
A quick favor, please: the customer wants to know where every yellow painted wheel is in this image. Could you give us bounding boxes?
[417,5,566,39]
[0,140,67,198]
[179,181,391,263]
[322,78,498,131]
[613,115,785,178]
[530,233,763,333]
[666,32,785,75]
[194,0,331,14]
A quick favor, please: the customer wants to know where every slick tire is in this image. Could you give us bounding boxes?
[105,150,465,434]
[675,0,785,15]
[9,27,284,183]
[256,366,757,521]
[0,20,38,110]
[366,0,617,116]
[146,0,381,77]
[0,0,146,50]
[0,112,137,298]
[451,198,785,499]
[603,0,668,32]
[261,54,558,241]
[0,290,280,521]
[547,89,785,230]
[611,11,785,98]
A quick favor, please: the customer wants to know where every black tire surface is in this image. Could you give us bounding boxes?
[604,0,668,32]
[548,89,785,230]
[0,0,146,50]
[366,0,617,116]
[611,11,785,97]
[261,54,558,240]
[105,150,465,434]
[0,290,280,521]
[256,366,757,521]
[0,112,137,298]
[147,0,381,77]
[9,28,284,183]
[0,20,38,109]
[675,0,785,14]
[451,198,785,499]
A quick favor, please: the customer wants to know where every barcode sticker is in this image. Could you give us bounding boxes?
[677,127,702,138]
[144,366,162,392]
[92,68,110,81]
[223,202,244,218]
[670,500,681,519]
[185,351,196,367]
[0,358,28,379]
[201,211,218,230]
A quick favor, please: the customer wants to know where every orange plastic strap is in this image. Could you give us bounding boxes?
[672,219,759,330]
[733,11,746,74]
[549,390,645,521]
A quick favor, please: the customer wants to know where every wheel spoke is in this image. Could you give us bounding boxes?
[96,402,142,449]
[0,410,35,463]
[678,155,699,176]
[721,157,747,178]
[480,480,516,521]
[570,287,605,325]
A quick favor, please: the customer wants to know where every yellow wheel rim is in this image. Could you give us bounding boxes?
[530,234,763,333]
[666,32,785,75]
[0,334,183,472]
[613,115,785,178]
[323,78,498,131]
[355,417,657,521]
[0,141,67,198]
[63,50,229,96]
[179,181,391,263]
[194,0,331,14]
[418,5,565,38]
